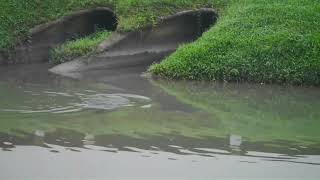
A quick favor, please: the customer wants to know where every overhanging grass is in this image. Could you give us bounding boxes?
[150,0,320,85]
[50,30,112,64]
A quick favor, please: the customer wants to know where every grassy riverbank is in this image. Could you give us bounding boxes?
[1,0,319,85]
[150,0,320,85]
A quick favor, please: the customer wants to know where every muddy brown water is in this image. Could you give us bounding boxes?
[0,63,320,179]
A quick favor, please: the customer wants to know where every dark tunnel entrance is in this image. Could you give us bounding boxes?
[89,9,118,32]
[12,8,118,64]
[198,10,218,35]
[67,8,118,40]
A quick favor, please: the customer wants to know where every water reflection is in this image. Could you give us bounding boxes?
[229,134,242,152]
[1,64,320,178]
[0,86,151,114]
[1,128,320,166]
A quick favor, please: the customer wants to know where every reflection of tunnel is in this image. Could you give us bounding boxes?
[12,8,117,64]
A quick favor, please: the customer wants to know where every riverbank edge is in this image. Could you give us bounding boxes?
[1,1,319,86]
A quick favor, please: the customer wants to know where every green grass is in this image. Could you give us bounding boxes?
[114,0,227,31]
[1,0,320,85]
[50,30,112,64]
[150,0,320,85]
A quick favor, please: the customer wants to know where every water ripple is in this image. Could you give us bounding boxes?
[0,90,151,114]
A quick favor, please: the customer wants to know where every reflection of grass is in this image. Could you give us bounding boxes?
[1,91,319,146]
[0,81,214,138]
[0,107,216,138]
[50,30,112,64]
[152,80,320,144]
[1,80,320,147]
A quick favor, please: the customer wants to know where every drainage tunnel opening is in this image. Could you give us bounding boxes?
[198,10,218,35]
[64,8,118,40]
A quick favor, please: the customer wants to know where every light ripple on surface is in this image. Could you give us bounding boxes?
[0,90,151,114]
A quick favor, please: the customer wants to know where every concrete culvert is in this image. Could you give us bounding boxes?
[87,8,118,32]
[97,8,218,55]
[50,8,218,78]
[9,7,117,64]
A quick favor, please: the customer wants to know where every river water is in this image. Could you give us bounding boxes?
[0,64,320,179]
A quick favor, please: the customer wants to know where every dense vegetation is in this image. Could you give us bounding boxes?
[1,0,319,85]
[150,0,320,85]
[50,30,111,64]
